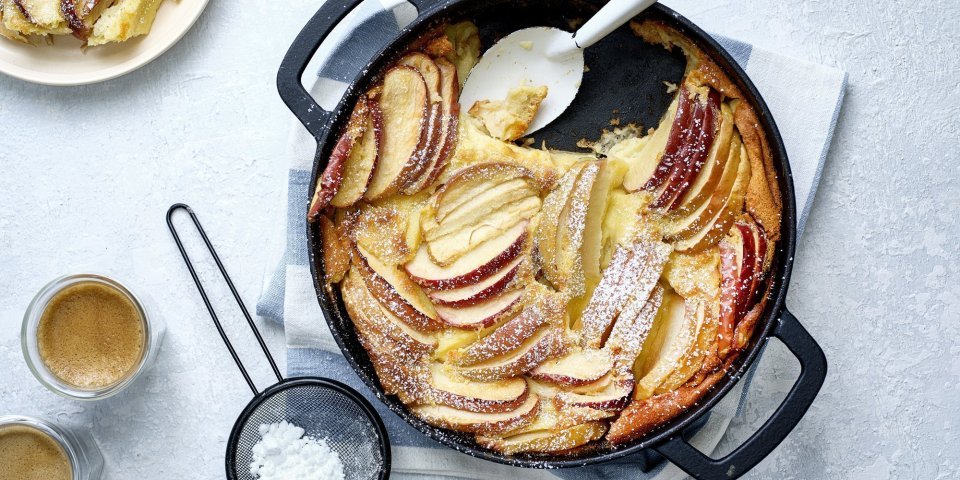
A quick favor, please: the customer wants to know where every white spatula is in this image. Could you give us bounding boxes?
[459,0,658,136]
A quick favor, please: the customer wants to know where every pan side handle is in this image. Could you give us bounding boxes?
[653,309,827,480]
[276,0,369,140]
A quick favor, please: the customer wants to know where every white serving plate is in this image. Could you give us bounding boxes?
[0,0,209,86]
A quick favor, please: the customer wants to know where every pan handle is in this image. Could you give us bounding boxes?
[276,0,369,140]
[653,308,827,480]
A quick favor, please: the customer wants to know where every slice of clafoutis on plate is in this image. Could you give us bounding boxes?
[309,18,784,455]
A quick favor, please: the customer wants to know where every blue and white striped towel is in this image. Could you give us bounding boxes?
[257,1,846,478]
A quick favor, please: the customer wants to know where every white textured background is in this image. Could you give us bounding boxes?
[0,0,957,478]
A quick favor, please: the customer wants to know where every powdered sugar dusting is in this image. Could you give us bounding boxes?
[249,421,345,480]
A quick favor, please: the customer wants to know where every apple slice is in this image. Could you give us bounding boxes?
[652,89,720,210]
[498,398,612,440]
[554,405,615,430]
[529,349,613,387]
[425,178,535,240]
[477,421,607,455]
[431,163,537,223]
[570,370,614,395]
[673,101,734,214]
[493,395,547,433]
[633,290,699,400]
[427,363,529,413]
[735,218,768,317]
[435,289,523,329]
[578,245,632,340]
[424,58,460,185]
[405,57,460,193]
[648,91,706,207]
[60,0,112,39]
[622,94,680,192]
[364,66,433,200]
[718,238,739,358]
[453,288,566,366]
[422,164,539,266]
[308,99,374,218]
[396,53,444,190]
[405,220,527,290]
[536,163,588,278]
[428,256,524,307]
[665,92,726,210]
[551,162,600,298]
[458,326,566,382]
[605,285,664,373]
[556,377,634,412]
[342,268,436,357]
[683,141,753,250]
[577,159,628,315]
[2,0,52,36]
[579,240,671,349]
[628,85,694,192]
[656,300,709,393]
[670,141,752,252]
[355,244,444,332]
[345,272,431,404]
[399,52,442,101]
[411,392,540,434]
[662,132,742,240]
[331,97,382,208]
[750,220,769,294]
[718,217,767,358]
[733,223,756,317]
[426,195,541,266]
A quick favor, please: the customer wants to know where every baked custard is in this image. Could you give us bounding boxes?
[309,20,782,454]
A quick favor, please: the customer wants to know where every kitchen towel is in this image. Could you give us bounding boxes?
[257,1,847,478]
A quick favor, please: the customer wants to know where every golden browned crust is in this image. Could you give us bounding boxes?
[631,20,783,241]
[319,214,351,284]
[735,104,782,242]
[608,367,726,444]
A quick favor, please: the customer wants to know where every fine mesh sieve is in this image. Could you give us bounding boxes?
[228,379,388,480]
[167,204,390,480]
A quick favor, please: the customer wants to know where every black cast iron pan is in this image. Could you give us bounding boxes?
[277,1,828,478]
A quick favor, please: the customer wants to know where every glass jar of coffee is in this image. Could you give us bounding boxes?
[0,415,103,480]
[22,274,164,400]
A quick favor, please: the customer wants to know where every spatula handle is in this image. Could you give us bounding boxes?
[574,0,658,49]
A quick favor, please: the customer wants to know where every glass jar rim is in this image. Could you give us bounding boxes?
[21,274,155,400]
[0,415,80,479]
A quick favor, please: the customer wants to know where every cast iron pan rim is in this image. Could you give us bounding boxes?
[224,377,392,479]
[304,0,797,469]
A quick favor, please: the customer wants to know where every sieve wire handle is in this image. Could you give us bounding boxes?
[166,203,284,395]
